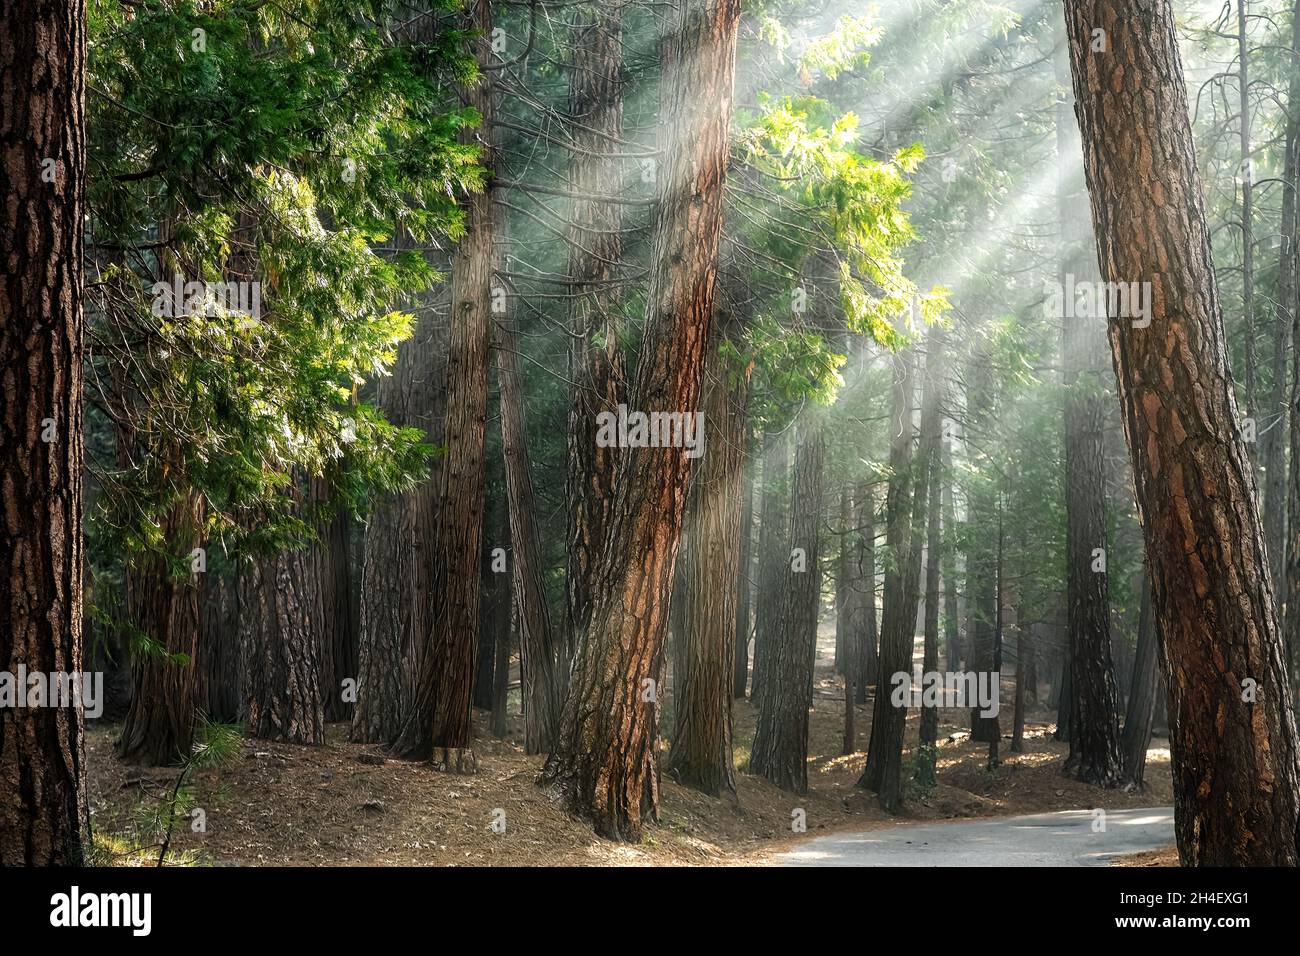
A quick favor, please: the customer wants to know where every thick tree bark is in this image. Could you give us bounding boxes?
[117,493,203,765]
[319,501,357,722]
[539,0,741,840]
[0,0,89,862]
[497,314,561,753]
[352,301,443,744]
[565,2,627,659]
[199,570,241,723]
[392,0,495,764]
[669,338,747,794]
[240,532,326,745]
[1066,0,1300,864]
[750,420,823,794]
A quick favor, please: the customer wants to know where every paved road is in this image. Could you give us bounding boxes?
[776,807,1175,866]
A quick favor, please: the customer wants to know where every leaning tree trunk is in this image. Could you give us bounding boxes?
[539,0,742,841]
[669,335,748,795]
[750,420,824,794]
[392,0,495,765]
[1057,22,1123,785]
[0,0,89,863]
[1065,0,1300,865]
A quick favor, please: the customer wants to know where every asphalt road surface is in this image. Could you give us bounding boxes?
[776,807,1175,866]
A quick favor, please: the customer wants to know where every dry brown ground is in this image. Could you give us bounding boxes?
[88,652,1174,866]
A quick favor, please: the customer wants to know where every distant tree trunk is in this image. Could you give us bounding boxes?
[966,354,999,744]
[352,284,446,742]
[857,482,878,704]
[941,436,961,673]
[988,494,1005,770]
[863,344,940,811]
[0,0,90,862]
[474,486,503,711]
[497,314,561,753]
[1012,625,1027,753]
[669,336,748,794]
[241,492,326,746]
[199,571,241,723]
[835,488,849,674]
[733,456,756,698]
[1066,0,1300,864]
[565,2,627,660]
[319,501,357,722]
[917,341,945,783]
[539,0,742,841]
[1280,0,1300,703]
[1238,0,1259,474]
[118,492,203,765]
[393,0,495,766]
[752,429,791,706]
[1120,573,1160,788]
[489,500,513,739]
[750,421,824,793]
[1057,15,1123,787]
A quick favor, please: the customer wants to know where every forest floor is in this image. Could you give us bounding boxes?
[87,632,1176,867]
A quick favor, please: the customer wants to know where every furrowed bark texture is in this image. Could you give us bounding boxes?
[540,0,741,840]
[1066,0,1300,864]
[0,0,89,862]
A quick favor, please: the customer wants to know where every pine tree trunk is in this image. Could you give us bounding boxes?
[1280,0,1300,704]
[858,482,878,704]
[917,340,945,781]
[497,314,561,753]
[1066,0,1300,864]
[392,0,495,765]
[199,571,241,723]
[750,421,823,794]
[319,501,357,722]
[539,0,741,840]
[0,0,89,862]
[966,354,1000,744]
[940,437,961,672]
[240,516,326,745]
[1121,573,1160,788]
[669,339,747,794]
[1057,13,1124,785]
[565,2,627,659]
[862,345,940,810]
[352,303,443,743]
[118,492,203,765]
[752,429,791,706]
[732,457,755,698]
